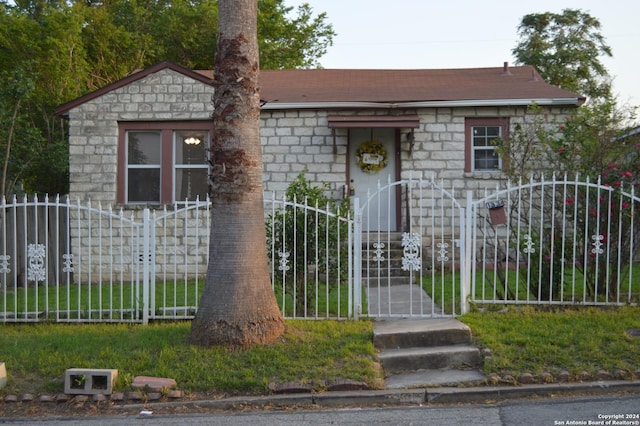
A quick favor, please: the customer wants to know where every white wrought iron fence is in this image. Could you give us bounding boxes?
[1,195,143,322]
[468,175,640,307]
[0,193,353,323]
[2,175,638,325]
[265,194,353,319]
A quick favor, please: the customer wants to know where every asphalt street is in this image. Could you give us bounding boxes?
[1,394,638,425]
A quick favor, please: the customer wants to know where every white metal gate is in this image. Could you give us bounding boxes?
[352,177,466,318]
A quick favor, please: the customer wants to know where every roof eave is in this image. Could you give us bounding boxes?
[261,98,585,110]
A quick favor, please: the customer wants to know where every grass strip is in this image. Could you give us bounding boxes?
[0,320,378,395]
[461,306,640,378]
[2,307,639,397]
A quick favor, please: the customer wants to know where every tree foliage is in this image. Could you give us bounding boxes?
[498,102,639,181]
[512,9,613,101]
[0,0,334,195]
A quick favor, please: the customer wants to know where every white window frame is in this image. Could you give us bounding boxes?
[471,125,502,172]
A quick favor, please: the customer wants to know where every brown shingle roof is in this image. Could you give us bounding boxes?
[55,61,583,116]
[258,66,583,104]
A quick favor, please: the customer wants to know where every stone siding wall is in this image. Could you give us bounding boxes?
[260,110,346,197]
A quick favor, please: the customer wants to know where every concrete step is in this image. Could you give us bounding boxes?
[374,318,472,349]
[378,345,481,374]
[384,368,486,389]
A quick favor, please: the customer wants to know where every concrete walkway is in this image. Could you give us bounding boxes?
[366,284,441,317]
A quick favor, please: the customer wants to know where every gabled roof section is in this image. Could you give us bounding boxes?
[55,61,214,116]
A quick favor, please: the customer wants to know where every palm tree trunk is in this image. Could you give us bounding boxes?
[190,0,284,347]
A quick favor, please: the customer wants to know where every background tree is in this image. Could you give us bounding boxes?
[258,0,335,69]
[190,0,284,347]
[0,67,44,199]
[512,9,613,101]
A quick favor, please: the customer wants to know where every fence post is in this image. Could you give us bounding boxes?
[352,198,362,319]
[141,208,150,325]
[461,191,474,315]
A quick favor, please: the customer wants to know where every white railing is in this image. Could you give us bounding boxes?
[1,195,144,322]
[469,175,640,307]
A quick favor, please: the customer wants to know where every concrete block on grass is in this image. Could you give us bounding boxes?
[132,376,176,391]
[64,368,118,395]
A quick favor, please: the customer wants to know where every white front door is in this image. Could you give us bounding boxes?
[349,128,397,231]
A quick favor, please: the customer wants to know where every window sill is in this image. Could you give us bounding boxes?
[463,171,505,180]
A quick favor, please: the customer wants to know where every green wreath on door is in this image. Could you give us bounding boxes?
[356,140,388,173]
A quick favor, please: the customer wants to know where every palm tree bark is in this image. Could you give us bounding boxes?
[190,0,284,347]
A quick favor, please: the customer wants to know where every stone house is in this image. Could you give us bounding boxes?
[55,61,584,232]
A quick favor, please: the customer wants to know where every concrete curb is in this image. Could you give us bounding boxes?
[114,380,640,413]
[425,380,640,404]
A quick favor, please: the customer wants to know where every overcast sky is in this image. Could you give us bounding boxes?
[287,0,640,107]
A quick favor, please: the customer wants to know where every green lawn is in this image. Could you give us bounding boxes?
[422,263,640,314]
[1,307,638,397]
[0,280,202,321]
[461,306,640,379]
[0,320,378,396]
[0,279,353,321]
